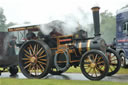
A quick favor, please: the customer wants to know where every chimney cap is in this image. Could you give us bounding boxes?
[91,6,100,11]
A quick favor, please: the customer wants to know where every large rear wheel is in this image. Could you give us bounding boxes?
[80,50,109,80]
[19,40,52,78]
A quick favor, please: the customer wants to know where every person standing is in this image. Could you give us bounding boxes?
[7,36,17,56]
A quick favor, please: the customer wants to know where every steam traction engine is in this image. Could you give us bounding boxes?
[8,6,121,80]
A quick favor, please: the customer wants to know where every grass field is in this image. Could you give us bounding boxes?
[66,66,128,74]
[0,78,128,85]
[1,66,128,74]
[0,67,128,85]
[1,67,128,85]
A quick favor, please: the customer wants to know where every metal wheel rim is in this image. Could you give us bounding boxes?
[82,53,107,78]
[19,41,48,78]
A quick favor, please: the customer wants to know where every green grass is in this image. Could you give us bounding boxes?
[1,66,128,74]
[117,68,128,74]
[0,78,128,85]
[66,67,128,74]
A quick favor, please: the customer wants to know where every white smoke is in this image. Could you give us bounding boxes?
[40,7,93,36]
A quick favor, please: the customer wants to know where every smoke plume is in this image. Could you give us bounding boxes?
[40,7,93,36]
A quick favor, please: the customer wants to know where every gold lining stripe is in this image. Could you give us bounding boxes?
[87,40,91,51]
[79,42,82,54]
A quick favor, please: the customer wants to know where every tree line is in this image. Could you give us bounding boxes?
[0,7,30,32]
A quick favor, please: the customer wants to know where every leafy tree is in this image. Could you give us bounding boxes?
[23,21,31,24]
[100,10,116,44]
[121,4,128,9]
[0,7,7,31]
[6,22,17,27]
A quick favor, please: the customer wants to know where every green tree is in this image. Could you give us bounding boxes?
[121,4,128,9]
[0,7,7,31]
[23,21,31,24]
[6,22,17,27]
[100,10,116,44]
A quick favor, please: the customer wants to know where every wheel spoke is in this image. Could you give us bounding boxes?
[110,63,117,66]
[36,48,43,56]
[25,61,31,64]
[29,44,34,53]
[97,57,102,62]
[24,49,30,55]
[39,59,47,61]
[94,54,98,62]
[25,54,31,58]
[33,45,36,55]
[98,64,105,69]
[22,58,29,60]
[38,61,46,65]
[109,66,113,72]
[38,55,46,59]
[34,65,37,76]
[94,68,97,77]
[96,66,104,74]
[87,67,92,73]
[111,59,117,62]
[87,55,93,62]
[39,50,45,56]
[38,63,45,72]
[91,54,95,60]
[28,48,33,56]
[110,55,115,58]
[84,65,90,69]
[84,62,91,64]
[97,61,105,64]
[24,63,32,69]
[30,66,35,74]
[36,44,38,53]
[28,63,32,71]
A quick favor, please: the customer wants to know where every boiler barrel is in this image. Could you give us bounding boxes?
[75,38,106,55]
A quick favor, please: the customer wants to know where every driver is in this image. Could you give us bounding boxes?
[50,28,63,37]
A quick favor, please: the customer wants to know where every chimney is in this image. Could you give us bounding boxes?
[91,6,101,37]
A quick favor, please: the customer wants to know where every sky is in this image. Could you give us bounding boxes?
[0,0,128,24]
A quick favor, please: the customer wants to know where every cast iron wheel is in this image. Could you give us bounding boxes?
[106,48,121,76]
[80,50,109,81]
[19,40,52,78]
[120,53,127,68]
[9,66,18,76]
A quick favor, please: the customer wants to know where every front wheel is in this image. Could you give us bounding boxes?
[80,50,109,80]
